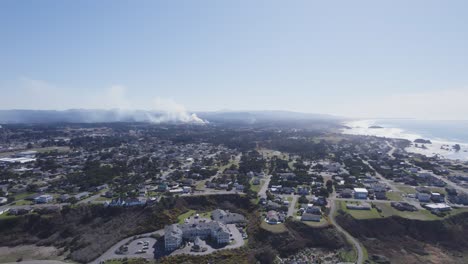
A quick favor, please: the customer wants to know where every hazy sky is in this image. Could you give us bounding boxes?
[1,1,467,119]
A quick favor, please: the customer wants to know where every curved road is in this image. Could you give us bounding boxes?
[329,200,364,264]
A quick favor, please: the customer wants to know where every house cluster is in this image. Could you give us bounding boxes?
[0,124,244,214]
[105,197,148,207]
[265,210,286,224]
[164,209,245,251]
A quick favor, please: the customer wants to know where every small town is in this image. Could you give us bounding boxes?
[1,123,468,264]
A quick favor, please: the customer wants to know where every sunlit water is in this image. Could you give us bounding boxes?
[342,119,468,160]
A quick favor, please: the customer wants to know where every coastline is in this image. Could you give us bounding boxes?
[341,120,468,161]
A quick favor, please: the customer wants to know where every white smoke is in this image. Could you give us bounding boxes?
[146,97,207,124]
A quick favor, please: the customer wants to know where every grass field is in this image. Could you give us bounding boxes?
[195,180,206,191]
[257,148,289,160]
[338,246,357,263]
[12,199,33,206]
[260,221,287,233]
[0,214,18,220]
[177,210,214,224]
[337,201,382,219]
[339,200,468,221]
[249,179,264,193]
[13,192,35,201]
[94,196,111,202]
[386,191,403,201]
[302,218,329,227]
[199,211,212,219]
[216,154,241,172]
[395,184,417,194]
[177,210,196,224]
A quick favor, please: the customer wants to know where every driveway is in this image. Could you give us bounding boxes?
[258,175,271,199]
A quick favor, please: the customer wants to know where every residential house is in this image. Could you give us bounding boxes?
[34,194,53,204]
[354,188,368,199]
[301,213,321,222]
[417,193,431,203]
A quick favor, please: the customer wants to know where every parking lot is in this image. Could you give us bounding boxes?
[123,237,157,256]
[91,230,164,264]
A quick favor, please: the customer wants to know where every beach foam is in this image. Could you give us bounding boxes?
[342,120,468,160]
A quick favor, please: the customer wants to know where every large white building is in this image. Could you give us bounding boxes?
[354,188,368,199]
[164,219,231,251]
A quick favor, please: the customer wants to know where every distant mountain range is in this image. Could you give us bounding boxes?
[0,109,342,124]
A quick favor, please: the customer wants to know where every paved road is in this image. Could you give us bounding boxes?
[258,175,271,199]
[286,195,298,217]
[329,199,364,264]
[361,158,398,192]
[420,169,468,195]
[386,141,396,158]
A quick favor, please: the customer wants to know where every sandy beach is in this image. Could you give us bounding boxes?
[342,120,468,160]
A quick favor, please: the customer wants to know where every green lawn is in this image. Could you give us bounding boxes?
[12,199,32,206]
[338,247,357,263]
[195,180,206,191]
[0,213,18,220]
[395,184,417,194]
[377,203,468,220]
[177,210,213,224]
[177,210,196,224]
[338,200,442,220]
[302,217,329,227]
[260,221,287,233]
[337,201,381,219]
[386,191,403,201]
[94,196,111,202]
[13,192,35,201]
[249,179,264,193]
[199,211,212,219]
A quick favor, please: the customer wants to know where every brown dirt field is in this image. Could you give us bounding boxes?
[0,245,65,263]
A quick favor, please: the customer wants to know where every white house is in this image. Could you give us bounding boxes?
[354,188,368,199]
[34,194,53,204]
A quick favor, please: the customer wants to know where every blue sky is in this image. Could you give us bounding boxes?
[1,0,467,119]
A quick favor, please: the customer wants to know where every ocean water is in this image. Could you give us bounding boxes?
[342,119,468,160]
[375,120,468,143]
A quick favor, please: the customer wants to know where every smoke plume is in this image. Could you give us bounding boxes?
[146,97,206,124]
